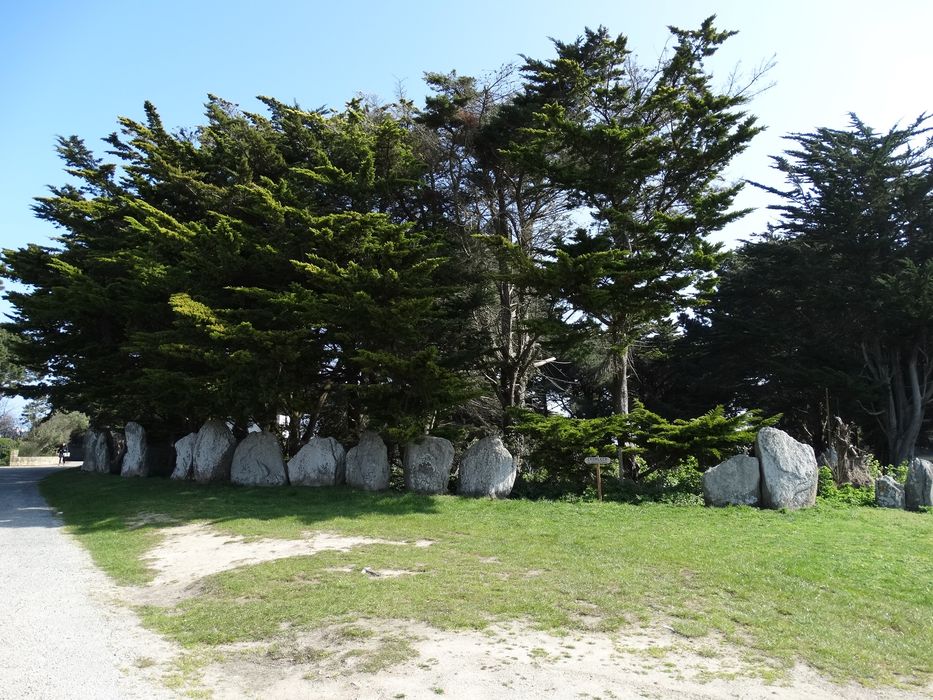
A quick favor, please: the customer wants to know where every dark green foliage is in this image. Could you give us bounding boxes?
[512,404,776,496]
[0,328,26,393]
[416,69,569,432]
[680,115,933,464]
[0,437,15,465]
[2,21,788,498]
[2,97,474,447]
[519,19,761,427]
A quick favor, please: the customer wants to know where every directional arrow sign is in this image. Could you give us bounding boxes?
[584,456,612,465]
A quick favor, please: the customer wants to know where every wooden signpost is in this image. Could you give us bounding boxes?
[584,456,611,501]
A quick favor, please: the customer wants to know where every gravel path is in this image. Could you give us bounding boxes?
[0,466,177,699]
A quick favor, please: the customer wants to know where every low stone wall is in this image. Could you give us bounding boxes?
[9,451,61,467]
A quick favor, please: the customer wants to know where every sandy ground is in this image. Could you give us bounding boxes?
[127,519,432,605]
[120,516,930,700]
[198,621,929,700]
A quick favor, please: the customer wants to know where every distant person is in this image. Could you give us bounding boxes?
[57,444,67,465]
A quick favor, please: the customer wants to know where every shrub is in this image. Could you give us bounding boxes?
[511,404,777,499]
[0,437,17,466]
[16,411,89,457]
[817,465,875,506]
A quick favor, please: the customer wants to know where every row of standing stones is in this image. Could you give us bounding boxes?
[80,422,933,508]
[81,419,518,498]
[703,427,933,511]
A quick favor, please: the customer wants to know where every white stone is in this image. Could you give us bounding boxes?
[404,437,454,494]
[230,431,288,486]
[120,422,148,478]
[192,420,236,483]
[756,427,818,510]
[81,429,110,474]
[170,433,197,481]
[905,458,933,510]
[458,436,516,498]
[702,455,760,507]
[288,437,346,487]
[345,431,389,491]
[875,475,905,509]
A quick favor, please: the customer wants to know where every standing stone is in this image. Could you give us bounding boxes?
[702,455,760,507]
[170,433,197,480]
[905,458,933,510]
[875,475,906,509]
[458,436,516,498]
[404,437,454,494]
[345,431,389,491]
[80,429,110,474]
[120,422,148,478]
[231,431,288,486]
[192,419,237,483]
[756,427,818,510]
[288,437,346,487]
[80,430,96,472]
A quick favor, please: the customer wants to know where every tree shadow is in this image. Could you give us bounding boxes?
[35,468,443,537]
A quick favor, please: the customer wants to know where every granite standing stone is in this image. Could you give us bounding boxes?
[170,433,198,480]
[192,419,237,483]
[80,430,98,472]
[875,475,906,509]
[404,437,454,494]
[702,454,760,507]
[288,437,346,487]
[458,436,516,498]
[905,457,933,510]
[230,431,288,486]
[81,429,110,474]
[120,422,148,478]
[345,431,390,491]
[756,427,818,510]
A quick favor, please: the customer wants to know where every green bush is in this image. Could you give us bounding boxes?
[608,458,705,506]
[0,437,17,466]
[817,465,875,506]
[512,404,776,499]
[16,411,88,457]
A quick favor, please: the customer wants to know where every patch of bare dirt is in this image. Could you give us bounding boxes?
[196,620,931,700]
[125,521,430,604]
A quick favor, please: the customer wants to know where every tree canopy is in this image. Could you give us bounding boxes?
[679,115,933,465]
[3,18,802,484]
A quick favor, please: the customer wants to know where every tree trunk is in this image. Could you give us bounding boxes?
[612,345,632,480]
[863,341,931,468]
[285,412,300,457]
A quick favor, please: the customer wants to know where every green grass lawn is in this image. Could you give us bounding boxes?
[41,469,932,687]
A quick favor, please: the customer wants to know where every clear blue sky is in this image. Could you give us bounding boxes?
[1,0,932,414]
[2,0,931,254]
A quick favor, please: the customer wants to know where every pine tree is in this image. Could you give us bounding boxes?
[688,115,933,465]
[518,19,761,477]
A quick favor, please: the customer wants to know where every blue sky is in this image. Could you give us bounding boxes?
[2,0,931,255]
[1,0,932,414]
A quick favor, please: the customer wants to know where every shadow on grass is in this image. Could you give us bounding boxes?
[38,468,441,537]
